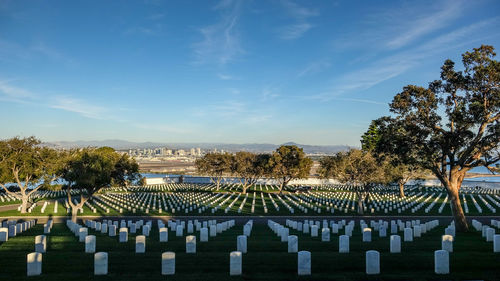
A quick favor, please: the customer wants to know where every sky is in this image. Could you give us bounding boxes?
[1,0,499,146]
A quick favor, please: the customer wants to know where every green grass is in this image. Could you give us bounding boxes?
[1,187,498,217]
[0,220,499,280]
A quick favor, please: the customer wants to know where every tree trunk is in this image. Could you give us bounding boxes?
[71,208,79,223]
[242,184,247,194]
[356,191,364,215]
[398,182,405,198]
[20,196,28,213]
[447,182,468,231]
[279,182,285,195]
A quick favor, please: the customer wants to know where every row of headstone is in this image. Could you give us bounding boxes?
[0,219,36,241]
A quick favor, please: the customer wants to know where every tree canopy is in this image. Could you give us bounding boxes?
[368,45,500,231]
[62,147,139,221]
[268,145,313,194]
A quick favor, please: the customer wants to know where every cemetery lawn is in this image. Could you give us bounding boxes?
[0,221,499,280]
[0,189,497,217]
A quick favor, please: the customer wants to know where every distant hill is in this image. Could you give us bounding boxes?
[43,140,352,155]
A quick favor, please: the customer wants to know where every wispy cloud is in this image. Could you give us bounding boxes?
[50,96,108,119]
[193,0,244,65]
[0,81,37,100]
[278,0,319,40]
[0,39,74,65]
[297,60,331,77]
[124,23,165,36]
[384,0,464,49]
[310,16,500,102]
[261,87,280,101]
[217,73,236,80]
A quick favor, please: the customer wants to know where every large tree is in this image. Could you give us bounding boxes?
[373,45,500,231]
[0,137,65,213]
[361,120,428,198]
[268,145,313,194]
[62,147,139,222]
[319,149,388,214]
[195,152,232,190]
[231,152,270,194]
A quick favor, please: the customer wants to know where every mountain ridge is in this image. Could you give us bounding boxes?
[43,140,353,154]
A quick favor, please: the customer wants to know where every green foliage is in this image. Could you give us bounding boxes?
[360,120,382,151]
[319,149,388,186]
[62,147,139,196]
[383,45,499,178]
[0,137,66,198]
[268,145,313,191]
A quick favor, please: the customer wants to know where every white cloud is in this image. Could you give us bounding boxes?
[279,23,313,40]
[384,0,464,49]
[278,0,319,40]
[297,60,331,77]
[313,16,500,102]
[193,0,244,65]
[50,96,107,119]
[0,81,37,99]
[217,73,235,80]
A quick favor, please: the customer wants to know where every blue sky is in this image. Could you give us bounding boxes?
[1,0,499,146]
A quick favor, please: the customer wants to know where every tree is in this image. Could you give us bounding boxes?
[373,45,500,231]
[62,147,139,222]
[231,152,270,194]
[268,145,312,194]
[361,119,428,197]
[195,152,232,190]
[0,137,65,213]
[319,149,388,214]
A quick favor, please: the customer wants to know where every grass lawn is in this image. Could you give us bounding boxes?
[0,219,498,280]
[1,189,498,217]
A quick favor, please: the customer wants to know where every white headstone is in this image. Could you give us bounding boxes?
[35,235,46,253]
[311,225,318,237]
[297,251,311,275]
[135,235,146,253]
[434,250,449,274]
[237,235,247,253]
[339,235,349,253]
[366,250,380,274]
[159,228,168,242]
[363,228,372,242]
[79,228,88,242]
[200,227,208,242]
[288,235,298,253]
[176,225,183,237]
[494,234,500,252]
[27,252,42,276]
[441,235,453,252]
[230,251,242,276]
[94,252,108,275]
[119,227,128,242]
[161,252,175,275]
[0,227,8,241]
[321,228,330,242]
[85,235,96,253]
[390,235,401,253]
[108,225,116,236]
[404,228,413,242]
[486,227,495,242]
[186,235,196,253]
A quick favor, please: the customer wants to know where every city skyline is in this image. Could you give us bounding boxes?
[1,0,500,146]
